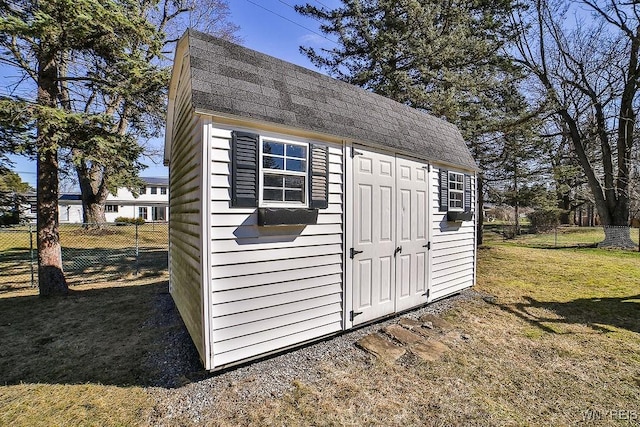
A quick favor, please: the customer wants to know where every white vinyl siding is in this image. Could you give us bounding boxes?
[166,54,207,364]
[430,165,475,301]
[207,126,344,368]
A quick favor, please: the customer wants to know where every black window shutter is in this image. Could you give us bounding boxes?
[439,169,448,212]
[308,144,329,209]
[464,174,472,212]
[231,131,259,207]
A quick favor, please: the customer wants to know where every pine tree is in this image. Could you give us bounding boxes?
[67,0,238,227]
[0,0,162,295]
[297,0,527,244]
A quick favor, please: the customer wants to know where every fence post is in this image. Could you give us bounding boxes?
[135,221,139,275]
[29,224,35,288]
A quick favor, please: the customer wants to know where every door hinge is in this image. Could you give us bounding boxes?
[351,146,363,157]
[423,289,430,297]
[423,241,431,250]
[423,164,431,172]
[350,310,363,321]
[350,247,363,259]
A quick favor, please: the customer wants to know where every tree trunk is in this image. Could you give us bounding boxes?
[36,47,68,296]
[594,199,636,248]
[75,158,110,229]
[82,200,107,226]
[598,225,636,249]
[513,162,520,235]
[37,150,67,295]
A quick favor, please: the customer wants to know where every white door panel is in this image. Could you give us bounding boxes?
[351,150,430,325]
[352,149,396,324]
[395,157,429,311]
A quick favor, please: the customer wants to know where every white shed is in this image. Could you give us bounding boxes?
[164,30,478,371]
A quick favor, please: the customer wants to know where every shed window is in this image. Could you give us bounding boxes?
[231,131,329,210]
[439,168,473,216]
[105,204,118,213]
[261,139,308,206]
[448,171,464,211]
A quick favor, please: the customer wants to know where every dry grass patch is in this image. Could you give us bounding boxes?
[0,384,150,427]
[2,230,639,426]
[0,277,170,426]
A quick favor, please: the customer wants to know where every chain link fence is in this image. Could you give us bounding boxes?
[0,222,168,291]
[485,224,640,250]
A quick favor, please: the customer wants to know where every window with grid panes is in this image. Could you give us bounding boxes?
[448,171,464,211]
[260,138,308,206]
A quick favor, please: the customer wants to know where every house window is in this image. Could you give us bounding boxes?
[139,186,146,195]
[105,204,118,213]
[448,171,464,211]
[260,138,308,206]
[139,207,147,219]
[160,187,167,195]
[150,187,157,195]
[152,206,166,221]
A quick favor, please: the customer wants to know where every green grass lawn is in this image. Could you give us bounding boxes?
[1,228,639,426]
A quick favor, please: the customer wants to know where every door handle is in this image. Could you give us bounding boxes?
[394,246,402,257]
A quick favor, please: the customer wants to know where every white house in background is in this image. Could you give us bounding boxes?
[164,31,478,371]
[58,177,169,223]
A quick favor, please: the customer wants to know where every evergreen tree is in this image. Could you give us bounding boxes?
[66,0,238,227]
[0,171,33,225]
[297,0,527,244]
[0,0,162,294]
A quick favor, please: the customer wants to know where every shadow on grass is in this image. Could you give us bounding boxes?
[0,279,202,388]
[0,248,35,292]
[488,294,640,335]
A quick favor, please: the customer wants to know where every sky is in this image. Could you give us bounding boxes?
[4,0,342,189]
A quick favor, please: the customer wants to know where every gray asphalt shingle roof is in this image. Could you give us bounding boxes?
[185,29,477,170]
[142,177,168,186]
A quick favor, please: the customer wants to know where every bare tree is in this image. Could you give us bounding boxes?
[510,0,639,247]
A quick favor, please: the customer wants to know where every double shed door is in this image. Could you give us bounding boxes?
[351,148,430,326]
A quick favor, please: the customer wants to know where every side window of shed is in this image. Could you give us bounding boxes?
[439,169,473,213]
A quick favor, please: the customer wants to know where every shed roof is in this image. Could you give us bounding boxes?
[167,29,477,170]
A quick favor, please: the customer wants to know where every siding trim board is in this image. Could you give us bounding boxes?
[165,31,477,371]
[201,119,213,370]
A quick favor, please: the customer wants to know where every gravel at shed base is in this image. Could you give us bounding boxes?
[145,288,481,425]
